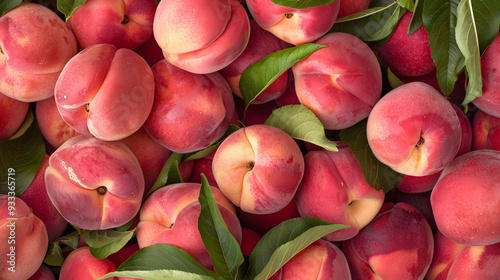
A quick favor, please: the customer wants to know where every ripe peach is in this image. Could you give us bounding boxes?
[246,0,340,45]
[28,264,56,280]
[0,2,77,102]
[136,183,242,269]
[367,82,462,176]
[219,19,292,104]
[67,0,156,50]
[144,59,235,153]
[430,149,500,246]
[59,246,116,280]
[55,43,155,141]
[294,141,385,241]
[292,32,383,130]
[374,11,435,77]
[472,108,500,150]
[212,124,305,214]
[188,150,219,188]
[0,195,48,280]
[161,0,251,74]
[44,135,145,230]
[342,202,434,279]
[233,97,278,127]
[0,92,29,141]
[337,0,371,18]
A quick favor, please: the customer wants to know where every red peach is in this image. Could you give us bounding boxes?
[0,92,29,141]
[472,108,500,150]
[59,246,116,280]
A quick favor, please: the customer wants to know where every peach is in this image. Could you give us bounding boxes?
[426,230,500,280]
[472,108,500,150]
[0,92,29,141]
[219,19,292,104]
[0,195,48,280]
[275,80,300,107]
[234,97,278,127]
[59,246,116,280]
[294,141,385,241]
[136,183,242,269]
[430,149,500,246]
[292,32,383,130]
[133,34,164,67]
[373,11,435,77]
[36,96,78,152]
[144,59,235,153]
[212,124,305,214]
[240,227,261,256]
[337,0,371,18]
[161,0,251,74]
[188,150,219,188]
[28,264,56,280]
[44,135,145,230]
[67,0,156,50]
[54,43,155,141]
[246,0,340,45]
[0,2,78,102]
[472,30,500,117]
[367,82,462,176]
[20,154,68,242]
[279,239,352,280]
[342,202,434,280]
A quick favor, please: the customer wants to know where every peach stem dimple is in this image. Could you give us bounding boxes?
[96,186,107,195]
[416,136,425,147]
[122,15,130,24]
[85,103,90,112]
[284,13,294,19]
[245,161,255,171]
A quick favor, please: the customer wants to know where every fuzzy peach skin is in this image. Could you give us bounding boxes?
[246,0,340,45]
[219,19,292,104]
[367,82,462,176]
[0,195,48,280]
[212,124,305,214]
[144,59,235,153]
[67,0,156,50]
[295,141,385,242]
[0,2,77,102]
[36,96,78,152]
[54,43,155,141]
[0,92,29,141]
[279,239,352,280]
[337,0,371,18]
[59,246,116,280]
[292,32,383,130]
[20,155,68,242]
[136,183,242,269]
[373,11,435,77]
[430,149,500,246]
[153,0,231,54]
[28,264,56,280]
[426,230,500,280]
[342,202,434,280]
[44,135,145,230]
[162,0,250,74]
[472,109,500,150]
[472,30,500,117]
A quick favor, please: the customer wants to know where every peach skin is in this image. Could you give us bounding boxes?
[0,92,29,142]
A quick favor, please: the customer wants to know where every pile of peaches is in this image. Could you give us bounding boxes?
[1,0,499,279]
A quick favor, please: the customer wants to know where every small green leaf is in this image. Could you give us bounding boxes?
[469,0,500,52]
[408,0,424,34]
[198,175,245,280]
[246,217,349,280]
[98,244,224,280]
[182,124,241,162]
[0,0,21,16]
[146,152,184,198]
[0,109,46,196]
[387,67,405,89]
[80,228,136,259]
[264,105,337,152]
[57,0,86,20]
[100,270,218,280]
[397,0,415,12]
[339,119,404,193]
[455,0,483,105]
[239,43,327,109]
[270,0,336,9]
[43,231,79,266]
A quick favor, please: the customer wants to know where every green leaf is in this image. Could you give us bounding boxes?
[330,0,405,42]
[182,124,241,162]
[239,43,327,110]
[270,0,336,9]
[0,109,45,196]
[80,228,136,259]
[0,0,21,17]
[198,175,245,280]
[145,152,184,198]
[246,217,349,280]
[408,0,424,34]
[98,244,224,280]
[387,67,405,89]
[264,105,338,152]
[423,0,464,98]
[339,119,403,193]
[44,231,79,266]
[455,0,483,105]
[57,0,86,20]
[397,0,415,12]
[470,0,500,52]
[100,270,218,280]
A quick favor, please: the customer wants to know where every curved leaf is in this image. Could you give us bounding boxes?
[146,152,183,198]
[408,0,424,34]
[264,105,337,152]
[0,0,21,16]
[271,0,336,9]
[57,0,87,20]
[101,270,217,280]
[81,229,136,259]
